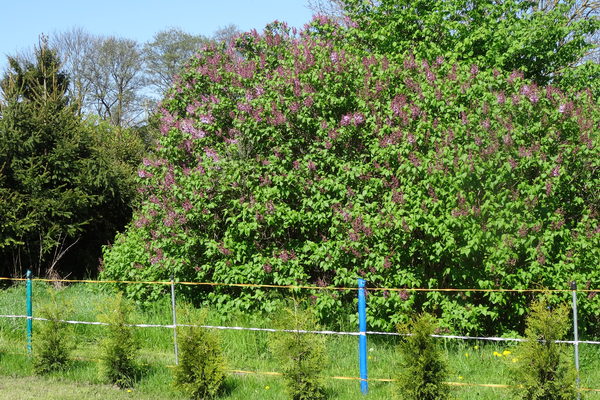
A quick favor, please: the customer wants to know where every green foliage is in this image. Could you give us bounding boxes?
[394,313,449,400]
[0,41,145,278]
[512,297,578,400]
[101,18,599,334]
[173,308,226,399]
[33,290,75,374]
[0,43,91,277]
[97,292,139,388]
[339,0,599,86]
[270,306,327,400]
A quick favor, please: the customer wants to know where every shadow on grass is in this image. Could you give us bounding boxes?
[219,376,238,397]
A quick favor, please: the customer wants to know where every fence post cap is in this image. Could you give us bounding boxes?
[570,281,577,290]
[26,270,32,279]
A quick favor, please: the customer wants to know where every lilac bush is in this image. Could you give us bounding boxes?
[102,19,599,334]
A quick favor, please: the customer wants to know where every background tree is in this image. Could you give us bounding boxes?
[143,28,210,97]
[212,24,242,46]
[82,36,146,128]
[306,0,345,20]
[52,27,95,113]
[52,30,147,125]
[0,40,143,278]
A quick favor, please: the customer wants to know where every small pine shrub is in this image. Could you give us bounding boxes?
[33,290,74,374]
[173,308,226,399]
[512,297,578,400]
[394,313,449,400]
[97,292,139,388]
[271,306,327,400]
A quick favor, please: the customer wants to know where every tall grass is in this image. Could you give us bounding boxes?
[0,283,599,399]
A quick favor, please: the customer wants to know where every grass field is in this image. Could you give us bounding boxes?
[1,282,599,399]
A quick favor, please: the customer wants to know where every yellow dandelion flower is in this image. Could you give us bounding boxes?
[265,385,270,390]
[512,358,518,363]
[503,350,511,356]
[464,352,469,358]
[493,351,502,357]
[473,345,479,350]
[458,376,464,380]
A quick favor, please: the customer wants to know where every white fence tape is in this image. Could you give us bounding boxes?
[2,314,600,345]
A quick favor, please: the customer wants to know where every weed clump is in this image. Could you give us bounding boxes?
[512,297,578,400]
[97,292,139,388]
[271,306,327,400]
[173,308,226,399]
[394,313,449,400]
[33,290,74,374]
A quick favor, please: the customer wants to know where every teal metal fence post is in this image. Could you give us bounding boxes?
[26,270,32,354]
[358,278,368,394]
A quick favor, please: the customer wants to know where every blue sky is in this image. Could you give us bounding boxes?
[0,0,315,68]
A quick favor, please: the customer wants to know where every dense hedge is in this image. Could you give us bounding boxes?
[102,20,599,334]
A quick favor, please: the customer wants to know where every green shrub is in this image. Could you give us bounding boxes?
[394,313,449,400]
[512,297,578,400]
[173,308,226,399]
[271,306,327,400]
[97,292,139,388]
[101,17,600,336]
[33,290,75,374]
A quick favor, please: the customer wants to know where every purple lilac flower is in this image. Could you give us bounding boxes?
[218,243,232,256]
[265,201,275,214]
[426,70,436,83]
[508,70,524,83]
[138,169,153,178]
[200,114,214,124]
[182,200,193,211]
[164,171,175,187]
[496,92,506,104]
[404,54,417,69]
[340,114,352,126]
[204,147,220,162]
[558,102,573,114]
[353,112,365,125]
[383,256,392,269]
[391,94,406,115]
[134,216,149,228]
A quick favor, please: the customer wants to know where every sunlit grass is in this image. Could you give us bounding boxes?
[1,283,599,399]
